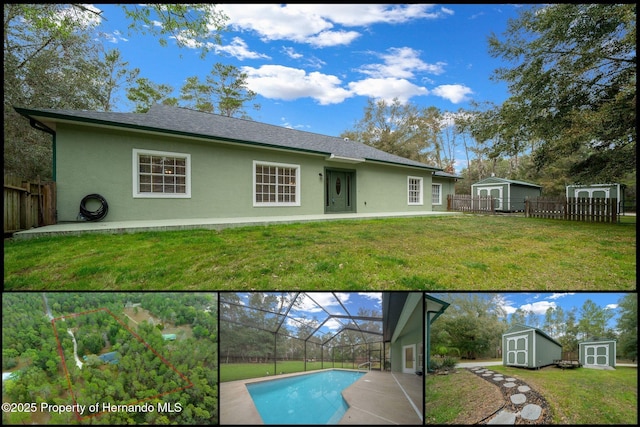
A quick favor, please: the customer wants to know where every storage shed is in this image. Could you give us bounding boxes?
[566,183,625,214]
[579,339,616,368]
[502,324,562,369]
[471,177,542,212]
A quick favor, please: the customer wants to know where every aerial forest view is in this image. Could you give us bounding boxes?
[2,293,218,425]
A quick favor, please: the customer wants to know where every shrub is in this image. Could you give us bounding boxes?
[441,356,458,370]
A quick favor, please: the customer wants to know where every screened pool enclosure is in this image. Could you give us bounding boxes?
[220,292,404,379]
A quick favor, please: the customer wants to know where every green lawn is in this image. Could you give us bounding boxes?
[4,214,636,290]
[427,365,638,424]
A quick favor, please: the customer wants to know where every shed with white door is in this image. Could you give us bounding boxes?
[502,323,562,369]
[566,183,626,214]
[579,339,616,368]
[471,177,542,212]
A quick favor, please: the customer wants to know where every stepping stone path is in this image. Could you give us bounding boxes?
[468,366,552,424]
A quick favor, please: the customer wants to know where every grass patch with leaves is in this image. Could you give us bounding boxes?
[4,215,636,290]
[489,365,638,425]
[426,369,504,424]
[427,365,638,424]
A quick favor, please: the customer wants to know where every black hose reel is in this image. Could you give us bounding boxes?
[79,194,109,221]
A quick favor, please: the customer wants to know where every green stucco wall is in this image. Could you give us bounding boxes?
[389,294,424,373]
[432,177,457,211]
[54,124,440,222]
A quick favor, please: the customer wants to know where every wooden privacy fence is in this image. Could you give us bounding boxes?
[4,175,56,234]
[447,194,495,214]
[525,197,619,223]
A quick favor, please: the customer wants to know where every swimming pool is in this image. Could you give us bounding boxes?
[246,369,366,424]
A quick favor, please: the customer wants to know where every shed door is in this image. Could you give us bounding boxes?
[478,186,503,210]
[584,344,609,366]
[506,334,528,366]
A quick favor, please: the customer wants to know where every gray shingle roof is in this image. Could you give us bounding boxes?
[15,104,442,171]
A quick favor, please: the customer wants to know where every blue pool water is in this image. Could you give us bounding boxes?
[246,369,365,424]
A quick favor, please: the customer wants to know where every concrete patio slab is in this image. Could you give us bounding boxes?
[12,211,461,239]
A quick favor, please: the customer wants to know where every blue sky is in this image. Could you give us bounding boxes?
[84,4,527,173]
[430,292,632,331]
[221,292,384,339]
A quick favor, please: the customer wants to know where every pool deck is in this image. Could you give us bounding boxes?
[219,369,423,425]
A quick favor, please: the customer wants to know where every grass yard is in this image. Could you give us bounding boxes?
[3,214,636,290]
[427,365,638,424]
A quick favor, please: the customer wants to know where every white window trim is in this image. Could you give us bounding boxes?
[432,183,442,205]
[253,160,301,207]
[133,148,191,198]
[407,176,423,206]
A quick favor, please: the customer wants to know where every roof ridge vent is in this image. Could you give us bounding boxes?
[344,137,349,142]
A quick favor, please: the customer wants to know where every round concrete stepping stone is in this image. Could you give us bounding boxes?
[510,393,527,405]
[505,377,517,381]
[492,376,504,381]
[488,410,516,425]
[518,385,531,393]
[521,404,542,421]
[482,373,492,376]
[503,382,516,388]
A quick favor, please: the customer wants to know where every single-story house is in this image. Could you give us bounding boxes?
[14,104,458,223]
[566,183,626,214]
[471,176,542,212]
[382,292,424,375]
[425,294,450,373]
[502,323,562,369]
[83,351,119,364]
[579,338,616,369]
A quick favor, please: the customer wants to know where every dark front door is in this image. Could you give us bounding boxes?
[325,170,354,213]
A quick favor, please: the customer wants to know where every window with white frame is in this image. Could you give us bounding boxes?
[133,149,191,198]
[408,176,423,205]
[254,161,300,206]
[432,183,442,205]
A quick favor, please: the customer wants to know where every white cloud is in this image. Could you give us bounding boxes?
[431,84,473,103]
[282,46,303,59]
[547,293,576,300]
[358,47,446,79]
[243,65,353,105]
[306,30,361,48]
[218,4,448,47]
[606,304,618,310]
[348,77,428,103]
[358,292,382,304]
[215,37,270,60]
[520,301,557,315]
